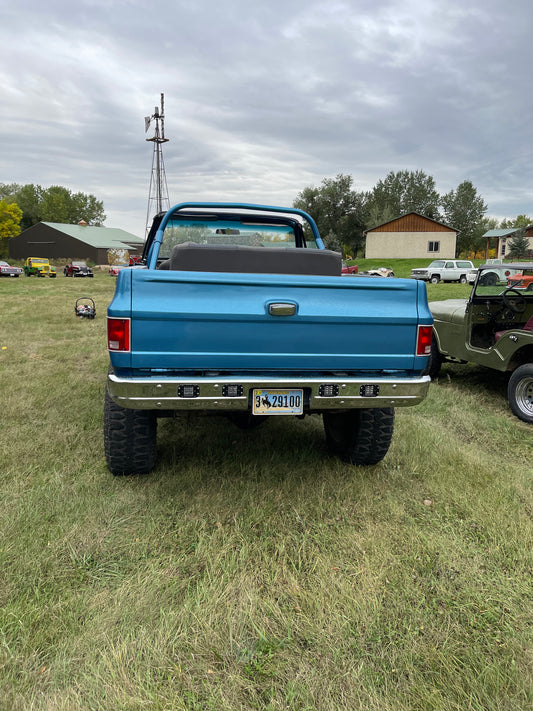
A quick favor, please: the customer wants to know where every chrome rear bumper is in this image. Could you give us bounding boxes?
[107,373,431,411]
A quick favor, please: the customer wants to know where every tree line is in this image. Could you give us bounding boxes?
[1,173,531,259]
[293,170,531,258]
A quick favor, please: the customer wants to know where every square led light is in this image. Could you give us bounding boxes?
[318,384,339,397]
[222,384,244,397]
[177,384,200,398]
[360,384,380,397]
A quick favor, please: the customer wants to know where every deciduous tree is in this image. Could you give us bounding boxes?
[0,200,23,257]
[499,214,532,229]
[40,185,106,225]
[293,174,366,255]
[14,184,44,230]
[440,180,487,255]
[0,182,105,229]
[364,170,441,224]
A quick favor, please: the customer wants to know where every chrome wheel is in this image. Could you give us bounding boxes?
[508,364,533,424]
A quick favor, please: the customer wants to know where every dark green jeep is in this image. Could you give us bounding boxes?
[429,263,533,423]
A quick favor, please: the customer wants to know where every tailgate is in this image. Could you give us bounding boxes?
[113,270,428,373]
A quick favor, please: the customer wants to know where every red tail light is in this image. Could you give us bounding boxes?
[107,318,130,352]
[416,325,433,356]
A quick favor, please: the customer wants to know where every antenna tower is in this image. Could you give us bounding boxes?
[144,93,170,236]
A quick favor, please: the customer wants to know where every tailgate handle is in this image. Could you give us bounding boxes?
[268,302,297,316]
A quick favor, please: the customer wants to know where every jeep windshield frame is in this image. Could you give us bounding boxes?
[471,263,533,302]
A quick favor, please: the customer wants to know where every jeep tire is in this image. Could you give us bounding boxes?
[104,386,157,475]
[508,364,533,424]
[323,408,395,466]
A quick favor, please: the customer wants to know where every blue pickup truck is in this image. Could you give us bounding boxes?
[104,203,432,475]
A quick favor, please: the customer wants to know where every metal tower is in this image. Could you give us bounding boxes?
[144,93,170,236]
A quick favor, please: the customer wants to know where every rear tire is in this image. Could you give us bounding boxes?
[104,387,157,475]
[508,364,533,423]
[323,408,395,466]
[428,335,443,380]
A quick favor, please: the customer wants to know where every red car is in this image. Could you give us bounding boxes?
[109,264,128,276]
[64,260,94,277]
[341,262,358,275]
[0,260,23,277]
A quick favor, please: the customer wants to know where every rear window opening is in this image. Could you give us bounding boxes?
[158,216,313,260]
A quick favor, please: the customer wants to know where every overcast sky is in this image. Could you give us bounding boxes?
[1,0,532,236]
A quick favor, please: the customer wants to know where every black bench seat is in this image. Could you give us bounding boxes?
[159,242,342,276]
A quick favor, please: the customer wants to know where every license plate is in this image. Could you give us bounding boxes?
[252,389,303,415]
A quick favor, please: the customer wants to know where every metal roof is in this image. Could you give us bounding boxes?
[482,228,519,238]
[41,222,143,248]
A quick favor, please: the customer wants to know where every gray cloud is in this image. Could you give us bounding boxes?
[2,0,533,236]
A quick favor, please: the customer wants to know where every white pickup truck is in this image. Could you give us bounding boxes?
[411,260,476,284]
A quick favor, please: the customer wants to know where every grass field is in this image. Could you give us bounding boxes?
[0,269,531,710]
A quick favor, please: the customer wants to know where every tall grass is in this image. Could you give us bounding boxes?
[0,271,531,710]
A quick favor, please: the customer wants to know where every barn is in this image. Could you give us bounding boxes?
[9,221,144,263]
[364,213,457,259]
[483,226,533,259]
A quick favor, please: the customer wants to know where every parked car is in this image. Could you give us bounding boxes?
[429,262,533,423]
[369,267,394,277]
[475,266,523,287]
[341,262,358,275]
[507,273,533,290]
[0,260,23,277]
[411,259,476,284]
[468,260,510,285]
[64,260,94,277]
[109,264,128,276]
[23,257,57,277]
[129,255,143,265]
[359,267,395,278]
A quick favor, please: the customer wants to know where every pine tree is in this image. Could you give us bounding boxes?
[507,229,531,259]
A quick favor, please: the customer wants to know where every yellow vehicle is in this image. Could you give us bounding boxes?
[23,257,57,278]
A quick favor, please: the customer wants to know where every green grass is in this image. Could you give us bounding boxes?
[0,269,532,710]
